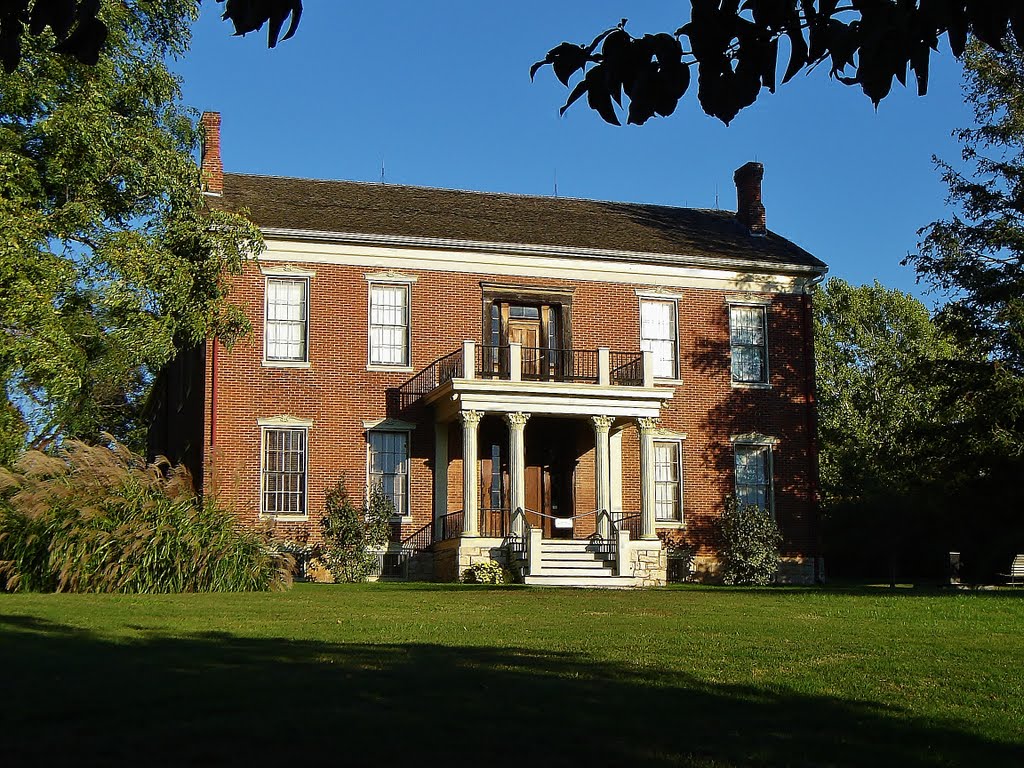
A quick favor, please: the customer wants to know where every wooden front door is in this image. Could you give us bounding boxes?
[507,319,541,377]
[523,463,575,537]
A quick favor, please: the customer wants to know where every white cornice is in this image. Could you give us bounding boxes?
[259,226,826,276]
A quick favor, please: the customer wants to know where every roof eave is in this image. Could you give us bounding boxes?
[258,226,828,276]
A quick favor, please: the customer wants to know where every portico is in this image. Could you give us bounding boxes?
[423,341,673,585]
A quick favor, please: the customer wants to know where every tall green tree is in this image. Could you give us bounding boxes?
[814,278,963,578]
[908,39,1024,573]
[0,0,261,457]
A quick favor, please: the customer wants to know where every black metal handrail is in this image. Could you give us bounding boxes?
[479,507,510,538]
[397,349,464,409]
[611,511,642,539]
[476,345,509,378]
[610,351,644,386]
[438,510,464,541]
[520,348,599,383]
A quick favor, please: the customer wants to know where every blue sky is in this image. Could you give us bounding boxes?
[174,2,974,301]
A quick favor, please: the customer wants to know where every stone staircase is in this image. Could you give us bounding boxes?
[522,538,638,588]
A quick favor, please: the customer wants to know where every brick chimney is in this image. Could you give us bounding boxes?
[734,161,765,235]
[200,111,223,196]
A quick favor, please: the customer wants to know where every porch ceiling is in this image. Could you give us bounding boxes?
[425,378,672,421]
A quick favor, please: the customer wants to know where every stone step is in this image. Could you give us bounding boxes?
[538,560,613,572]
[523,574,640,588]
[540,550,608,562]
[541,539,600,549]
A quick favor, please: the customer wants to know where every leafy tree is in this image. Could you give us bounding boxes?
[0,0,302,72]
[814,278,964,579]
[6,2,1022,128]
[907,39,1024,575]
[0,0,261,457]
[533,2,1023,126]
[319,479,394,583]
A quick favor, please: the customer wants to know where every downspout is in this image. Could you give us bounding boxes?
[210,339,217,450]
[802,273,826,583]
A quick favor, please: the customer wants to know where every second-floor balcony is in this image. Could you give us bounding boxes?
[398,342,671,419]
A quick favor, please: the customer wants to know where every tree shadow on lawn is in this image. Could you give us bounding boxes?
[1,613,1019,768]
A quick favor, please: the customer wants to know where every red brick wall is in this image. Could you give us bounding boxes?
[198,258,818,559]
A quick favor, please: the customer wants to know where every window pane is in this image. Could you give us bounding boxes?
[735,445,770,513]
[640,301,677,379]
[266,279,308,361]
[262,428,307,516]
[369,430,409,517]
[653,440,682,522]
[369,284,409,366]
[730,305,767,383]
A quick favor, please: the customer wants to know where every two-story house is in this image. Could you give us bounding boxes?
[148,112,828,587]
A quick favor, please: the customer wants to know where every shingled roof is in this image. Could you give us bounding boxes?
[215,172,827,274]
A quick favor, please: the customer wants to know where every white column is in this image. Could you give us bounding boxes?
[433,421,449,539]
[638,417,659,540]
[506,411,531,536]
[591,415,614,537]
[460,410,482,537]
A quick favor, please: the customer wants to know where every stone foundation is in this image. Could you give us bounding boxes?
[685,555,818,585]
[432,537,509,582]
[622,540,667,587]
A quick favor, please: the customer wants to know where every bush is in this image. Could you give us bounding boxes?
[461,561,511,584]
[319,479,394,582]
[0,440,292,593]
[718,495,782,586]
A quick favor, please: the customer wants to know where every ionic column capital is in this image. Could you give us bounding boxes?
[591,415,614,433]
[459,409,483,428]
[504,411,531,429]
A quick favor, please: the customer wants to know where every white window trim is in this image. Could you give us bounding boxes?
[653,436,685,528]
[261,264,317,278]
[367,280,413,370]
[728,301,771,388]
[263,275,311,368]
[366,426,413,521]
[639,296,680,381]
[259,424,310,520]
[730,434,777,517]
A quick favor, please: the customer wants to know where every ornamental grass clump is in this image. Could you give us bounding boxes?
[0,439,292,593]
[718,495,782,586]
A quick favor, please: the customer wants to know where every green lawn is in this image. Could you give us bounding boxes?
[2,584,1022,767]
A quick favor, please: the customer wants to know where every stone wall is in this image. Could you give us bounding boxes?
[624,541,667,587]
[432,537,509,582]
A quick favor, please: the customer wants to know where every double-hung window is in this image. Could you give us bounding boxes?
[265,278,308,363]
[640,299,678,379]
[730,304,768,384]
[653,440,683,523]
[368,430,409,518]
[734,443,773,513]
[369,283,410,367]
[261,427,308,516]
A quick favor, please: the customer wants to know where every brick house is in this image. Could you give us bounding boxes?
[148,112,828,586]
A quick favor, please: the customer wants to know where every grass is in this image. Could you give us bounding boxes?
[2,583,1023,767]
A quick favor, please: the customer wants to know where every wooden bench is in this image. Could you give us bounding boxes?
[1000,554,1024,586]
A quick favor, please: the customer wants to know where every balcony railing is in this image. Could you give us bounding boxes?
[398,349,464,410]
[398,343,654,407]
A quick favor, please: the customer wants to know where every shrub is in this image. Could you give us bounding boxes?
[319,479,394,582]
[461,561,511,584]
[0,440,292,593]
[718,495,782,586]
